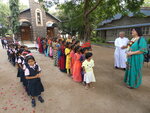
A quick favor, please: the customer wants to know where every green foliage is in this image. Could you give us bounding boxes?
[58,1,84,36]
[147,38,150,44]
[0,0,10,36]
[0,2,10,24]
[9,0,20,35]
[142,0,150,7]
[91,37,105,43]
[39,0,145,40]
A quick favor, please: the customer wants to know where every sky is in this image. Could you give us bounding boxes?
[2,0,65,5]
[2,0,65,11]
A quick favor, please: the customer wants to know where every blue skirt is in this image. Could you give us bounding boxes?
[27,78,44,96]
[17,68,24,77]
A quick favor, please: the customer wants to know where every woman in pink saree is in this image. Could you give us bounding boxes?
[37,37,43,53]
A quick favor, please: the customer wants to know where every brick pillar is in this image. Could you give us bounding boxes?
[29,0,47,40]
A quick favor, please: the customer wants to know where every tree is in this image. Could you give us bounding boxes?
[9,0,20,39]
[58,1,84,37]
[143,0,150,7]
[39,0,144,41]
[0,0,10,36]
[82,0,145,41]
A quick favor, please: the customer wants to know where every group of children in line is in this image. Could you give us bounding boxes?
[1,35,96,107]
[5,42,44,107]
[37,36,96,89]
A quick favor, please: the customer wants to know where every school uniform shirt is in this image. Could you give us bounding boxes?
[15,49,19,63]
[4,40,7,44]
[18,56,25,65]
[9,49,13,54]
[24,64,41,77]
[12,49,16,53]
[24,63,44,96]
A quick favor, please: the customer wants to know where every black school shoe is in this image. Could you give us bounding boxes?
[38,96,44,103]
[115,66,119,69]
[31,99,36,107]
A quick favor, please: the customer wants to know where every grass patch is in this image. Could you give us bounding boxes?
[91,41,114,47]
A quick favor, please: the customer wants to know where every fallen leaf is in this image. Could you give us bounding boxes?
[22,108,24,111]
[2,107,7,110]
[12,106,16,109]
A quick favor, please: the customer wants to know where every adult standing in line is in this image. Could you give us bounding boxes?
[114,32,129,70]
[124,28,147,89]
[1,38,5,48]
[37,37,43,53]
[3,38,8,49]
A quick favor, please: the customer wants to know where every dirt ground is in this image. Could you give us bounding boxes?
[0,44,150,113]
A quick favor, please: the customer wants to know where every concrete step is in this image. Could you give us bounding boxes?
[22,41,38,50]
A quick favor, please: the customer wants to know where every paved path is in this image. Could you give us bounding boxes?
[0,43,150,113]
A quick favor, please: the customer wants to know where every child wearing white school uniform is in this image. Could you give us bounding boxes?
[82,52,96,89]
[17,51,27,87]
[24,56,44,107]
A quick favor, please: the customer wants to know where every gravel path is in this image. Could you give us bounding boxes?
[0,44,150,113]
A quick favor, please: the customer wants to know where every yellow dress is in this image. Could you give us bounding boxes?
[82,59,96,83]
[65,48,71,69]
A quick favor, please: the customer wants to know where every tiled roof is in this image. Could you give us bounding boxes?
[96,23,150,30]
[20,8,61,22]
[98,8,150,26]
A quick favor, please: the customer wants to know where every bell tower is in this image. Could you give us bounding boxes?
[29,0,47,39]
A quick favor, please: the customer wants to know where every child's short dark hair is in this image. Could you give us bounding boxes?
[17,49,24,55]
[74,46,80,53]
[85,52,93,59]
[75,40,80,45]
[66,42,71,48]
[80,48,87,54]
[26,55,36,63]
[70,44,75,50]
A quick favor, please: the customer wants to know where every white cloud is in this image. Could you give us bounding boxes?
[20,0,29,6]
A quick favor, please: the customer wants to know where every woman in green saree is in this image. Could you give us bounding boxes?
[124,28,148,89]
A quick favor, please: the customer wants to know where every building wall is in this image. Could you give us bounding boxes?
[101,16,150,28]
[98,16,150,41]
[19,0,60,41]
[29,0,47,40]
[19,11,31,22]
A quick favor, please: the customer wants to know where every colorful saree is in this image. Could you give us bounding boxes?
[124,37,147,88]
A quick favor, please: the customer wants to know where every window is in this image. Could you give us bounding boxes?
[112,30,117,37]
[126,28,131,36]
[37,12,41,25]
[142,27,150,35]
[35,9,43,26]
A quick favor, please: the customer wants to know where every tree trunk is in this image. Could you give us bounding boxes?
[83,0,90,41]
[83,0,101,41]
[83,17,91,41]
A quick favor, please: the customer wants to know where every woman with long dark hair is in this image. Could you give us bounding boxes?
[124,27,147,88]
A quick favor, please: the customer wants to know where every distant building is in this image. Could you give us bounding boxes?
[96,7,150,41]
[18,0,61,41]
